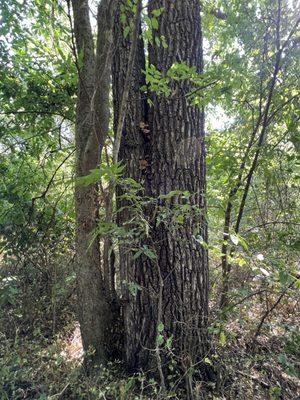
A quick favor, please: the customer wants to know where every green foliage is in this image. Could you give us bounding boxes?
[76,162,125,187]
[0,0,75,261]
[0,0,76,346]
[142,6,166,46]
[0,276,19,307]
[284,326,300,359]
[133,245,157,261]
[0,0,299,398]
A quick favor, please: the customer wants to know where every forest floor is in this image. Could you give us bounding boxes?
[1,292,299,399]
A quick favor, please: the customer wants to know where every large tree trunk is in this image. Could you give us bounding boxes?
[72,0,115,364]
[147,0,209,371]
[113,0,210,375]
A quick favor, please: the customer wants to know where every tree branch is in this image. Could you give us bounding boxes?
[112,0,142,165]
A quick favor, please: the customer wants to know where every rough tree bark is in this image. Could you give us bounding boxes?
[72,0,115,364]
[147,0,209,373]
[113,0,210,375]
[112,0,149,367]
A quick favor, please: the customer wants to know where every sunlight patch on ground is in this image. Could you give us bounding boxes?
[61,323,83,362]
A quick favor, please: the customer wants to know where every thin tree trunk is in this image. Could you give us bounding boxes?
[72,0,115,364]
[219,1,300,309]
[112,0,149,368]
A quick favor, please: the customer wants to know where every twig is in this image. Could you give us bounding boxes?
[112,0,142,165]
[252,280,295,344]
[30,149,75,208]
[220,0,288,308]
[234,0,283,234]
[245,220,300,232]
[236,371,270,389]
[226,289,269,311]
[49,383,70,399]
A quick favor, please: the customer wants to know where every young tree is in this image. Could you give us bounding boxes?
[112,0,151,370]
[71,0,115,364]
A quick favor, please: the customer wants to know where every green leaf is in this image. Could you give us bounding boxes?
[124,26,130,38]
[75,169,102,186]
[127,282,142,297]
[161,35,168,49]
[219,331,226,346]
[120,13,126,25]
[175,214,184,224]
[151,8,164,17]
[166,335,173,349]
[155,36,161,47]
[157,334,164,345]
[133,246,157,261]
[157,322,164,332]
[151,17,159,30]
[133,249,143,260]
[204,357,212,365]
